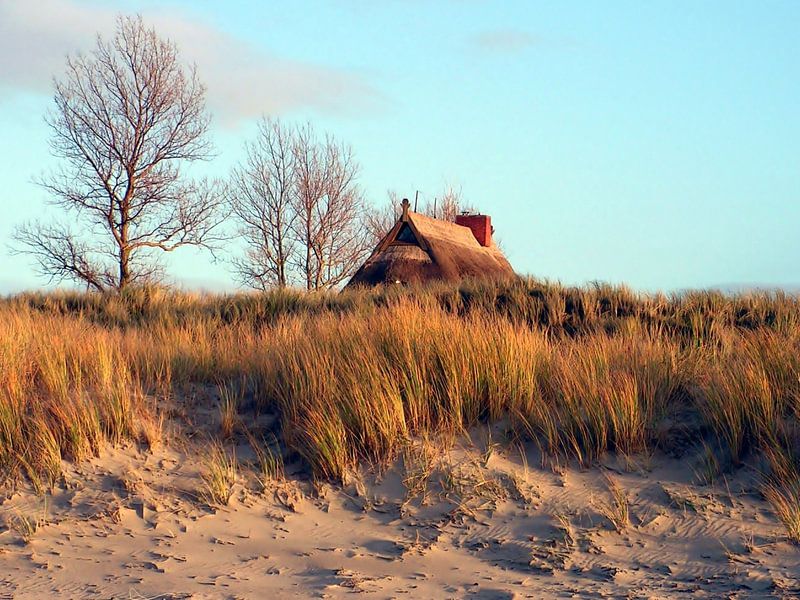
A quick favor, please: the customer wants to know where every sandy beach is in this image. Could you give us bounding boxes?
[2,409,798,599]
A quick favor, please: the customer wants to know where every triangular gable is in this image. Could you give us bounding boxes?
[393,223,418,244]
[374,213,430,255]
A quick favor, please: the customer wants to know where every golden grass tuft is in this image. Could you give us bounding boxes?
[596,473,631,532]
[6,499,48,544]
[218,383,241,440]
[762,448,800,544]
[763,482,800,545]
[200,443,238,507]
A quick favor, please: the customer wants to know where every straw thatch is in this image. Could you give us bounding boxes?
[346,202,515,288]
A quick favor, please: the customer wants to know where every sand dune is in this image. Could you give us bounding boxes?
[2,420,798,599]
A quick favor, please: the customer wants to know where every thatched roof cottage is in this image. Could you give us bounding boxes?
[346,198,515,287]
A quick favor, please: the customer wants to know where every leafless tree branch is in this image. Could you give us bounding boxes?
[11,222,113,292]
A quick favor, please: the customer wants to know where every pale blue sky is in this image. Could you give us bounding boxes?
[1,0,798,292]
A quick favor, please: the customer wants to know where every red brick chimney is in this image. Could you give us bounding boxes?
[455,213,493,247]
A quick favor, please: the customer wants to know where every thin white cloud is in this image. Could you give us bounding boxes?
[0,0,382,125]
[471,29,538,54]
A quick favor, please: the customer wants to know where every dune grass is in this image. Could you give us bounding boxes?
[200,442,238,507]
[596,473,630,532]
[1,278,799,539]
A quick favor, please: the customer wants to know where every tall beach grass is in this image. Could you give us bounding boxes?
[1,279,799,526]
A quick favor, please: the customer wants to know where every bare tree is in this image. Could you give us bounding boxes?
[423,185,467,222]
[364,190,402,246]
[227,118,296,289]
[291,124,371,290]
[227,120,371,291]
[12,15,223,291]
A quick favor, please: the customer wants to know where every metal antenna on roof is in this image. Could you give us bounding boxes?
[414,190,419,212]
[433,197,437,219]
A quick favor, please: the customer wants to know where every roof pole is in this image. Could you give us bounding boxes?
[401,198,410,221]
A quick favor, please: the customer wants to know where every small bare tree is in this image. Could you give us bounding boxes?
[227,118,296,289]
[424,185,466,222]
[13,15,223,291]
[364,190,402,246]
[291,124,371,290]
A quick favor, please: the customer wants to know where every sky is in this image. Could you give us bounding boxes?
[1,0,798,293]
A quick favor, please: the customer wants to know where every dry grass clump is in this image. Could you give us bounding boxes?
[513,332,686,465]
[763,479,800,544]
[200,443,238,507]
[401,441,439,505]
[696,329,800,466]
[596,473,631,532]
[244,430,285,491]
[7,509,46,544]
[218,383,241,440]
[0,307,159,491]
[761,448,800,544]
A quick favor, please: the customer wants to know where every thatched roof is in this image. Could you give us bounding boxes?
[346,200,515,288]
